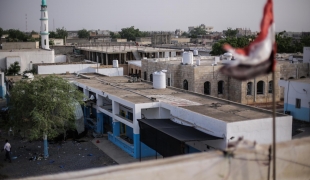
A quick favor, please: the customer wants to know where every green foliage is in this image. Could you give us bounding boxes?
[119,26,147,41]
[190,27,207,38]
[181,32,189,37]
[23,68,37,75]
[56,27,68,39]
[210,37,252,56]
[0,27,3,38]
[110,32,121,39]
[7,29,28,42]
[276,31,310,53]
[225,28,238,37]
[8,75,85,140]
[78,29,90,38]
[7,61,21,75]
[49,31,57,38]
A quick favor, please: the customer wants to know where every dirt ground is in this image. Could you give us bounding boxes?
[0,132,117,179]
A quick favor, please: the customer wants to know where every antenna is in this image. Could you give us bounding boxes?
[25,14,27,32]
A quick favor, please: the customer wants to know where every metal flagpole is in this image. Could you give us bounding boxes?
[272,70,276,180]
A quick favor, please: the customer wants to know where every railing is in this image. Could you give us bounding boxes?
[116,114,133,123]
[108,132,134,156]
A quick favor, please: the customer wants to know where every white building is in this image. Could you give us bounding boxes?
[279,78,310,122]
[68,74,292,158]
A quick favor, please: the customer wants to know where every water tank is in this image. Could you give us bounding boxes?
[196,59,200,66]
[215,56,220,64]
[153,71,166,89]
[182,51,194,65]
[113,60,119,68]
[223,52,232,60]
[193,50,198,56]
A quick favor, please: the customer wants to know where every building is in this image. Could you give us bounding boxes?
[69,74,291,159]
[140,49,310,106]
[188,24,213,34]
[279,78,310,122]
[151,32,171,45]
[50,38,64,45]
[40,0,50,50]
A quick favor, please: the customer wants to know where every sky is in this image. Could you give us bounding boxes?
[0,0,309,33]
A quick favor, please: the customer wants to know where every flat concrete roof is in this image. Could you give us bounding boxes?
[66,74,285,122]
[6,74,286,122]
[76,46,182,54]
[0,48,52,52]
[287,78,310,84]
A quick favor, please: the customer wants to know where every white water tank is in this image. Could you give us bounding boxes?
[113,60,119,68]
[153,71,166,89]
[182,51,194,65]
[193,50,198,56]
[196,59,200,66]
[223,52,232,60]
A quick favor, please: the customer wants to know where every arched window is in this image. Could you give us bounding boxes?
[204,81,211,95]
[247,82,253,95]
[288,77,294,79]
[150,74,153,82]
[44,12,46,17]
[257,81,264,94]
[144,71,147,80]
[268,81,273,93]
[280,78,284,80]
[183,80,188,90]
[218,81,224,94]
[167,78,171,86]
[300,76,306,79]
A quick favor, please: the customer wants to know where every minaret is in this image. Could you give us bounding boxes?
[40,0,49,49]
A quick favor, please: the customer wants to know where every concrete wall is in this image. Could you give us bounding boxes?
[280,79,310,122]
[55,55,66,63]
[50,45,74,55]
[227,116,292,145]
[37,63,97,74]
[2,42,39,50]
[98,67,123,76]
[303,47,310,63]
[0,50,55,72]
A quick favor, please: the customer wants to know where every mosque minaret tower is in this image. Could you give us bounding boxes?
[40,0,49,49]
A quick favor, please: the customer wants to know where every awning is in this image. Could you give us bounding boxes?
[138,119,222,157]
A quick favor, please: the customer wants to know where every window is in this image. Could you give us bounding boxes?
[296,99,301,109]
[247,82,253,95]
[257,81,264,94]
[204,81,210,95]
[44,24,46,31]
[44,12,46,17]
[218,81,224,94]
[288,77,294,79]
[144,71,147,80]
[127,112,133,121]
[131,68,133,74]
[150,74,153,82]
[167,78,171,86]
[268,81,273,93]
[183,80,188,90]
[300,76,306,79]
[44,39,46,45]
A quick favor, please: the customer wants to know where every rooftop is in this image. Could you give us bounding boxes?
[68,74,285,122]
[76,46,182,54]
[287,78,310,84]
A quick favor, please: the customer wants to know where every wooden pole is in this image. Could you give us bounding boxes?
[272,70,276,179]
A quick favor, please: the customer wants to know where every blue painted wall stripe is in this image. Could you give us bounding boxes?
[284,103,309,122]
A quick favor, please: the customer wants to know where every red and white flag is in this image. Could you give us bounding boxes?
[220,0,276,81]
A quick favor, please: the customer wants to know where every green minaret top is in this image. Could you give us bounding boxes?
[41,0,47,6]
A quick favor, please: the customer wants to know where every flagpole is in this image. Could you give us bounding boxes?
[272,70,276,180]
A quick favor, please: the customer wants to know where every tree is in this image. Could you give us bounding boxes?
[0,27,3,38]
[56,27,68,39]
[181,32,189,37]
[78,29,90,38]
[49,31,57,38]
[189,27,207,38]
[119,26,146,41]
[110,32,121,39]
[225,28,238,37]
[8,75,84,158]
[7,29,28,42]
[209,37,251,56]
[7,61,21,75]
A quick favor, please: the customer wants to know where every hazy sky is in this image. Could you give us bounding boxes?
[0,0,309,32]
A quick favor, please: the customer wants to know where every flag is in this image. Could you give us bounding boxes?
[220,0,276,81]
